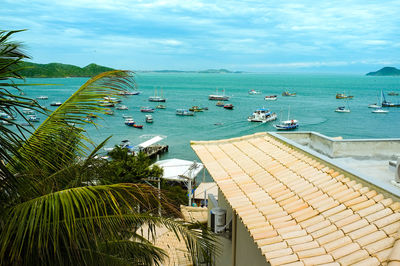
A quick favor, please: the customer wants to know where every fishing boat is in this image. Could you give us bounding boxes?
[149,88,166,102]
[282,91,296,96]
[336,93,354,99]
[116,105,129,110]
[274,120,299,130]
[265,95,278,101]
[216,101,224,107]
[36,95,48,100]
[223,104,234,110]
[176,109,194,116]
[124,118,135,126]
[335,106,350,113]
[382,91,400,107]
[133,124,143,129]
[156,104,166,109]
[248,89,261,95]
[145,114,153,123]
[388,92,399,96]
[50,101,62,106]
[189,106,203,112]
[208,89,230,101]
[140,107,155,113]
[247,108,277,123]
[27,115,40,122]
[274,107,298,130]
[372,108,388,114]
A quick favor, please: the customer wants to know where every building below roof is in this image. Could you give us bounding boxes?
[192,132,400,266]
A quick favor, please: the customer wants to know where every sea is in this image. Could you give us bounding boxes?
[19,73,400,181]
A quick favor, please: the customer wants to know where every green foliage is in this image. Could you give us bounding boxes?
[19,62,114,78]
[0,29,217,266]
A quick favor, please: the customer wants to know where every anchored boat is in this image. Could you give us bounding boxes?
[247,108,277,123]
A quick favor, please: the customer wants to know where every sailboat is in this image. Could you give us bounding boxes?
[274,106,298,130]
[335,99,350,113]
[149,87,166,102]
[368,91,383,108]
[382,90,400,107]
[208,88,230,101]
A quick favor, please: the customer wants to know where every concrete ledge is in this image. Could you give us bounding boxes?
[277,131,400,159]
[269,131,400,201]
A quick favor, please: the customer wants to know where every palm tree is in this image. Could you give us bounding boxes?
[0,30,216,265]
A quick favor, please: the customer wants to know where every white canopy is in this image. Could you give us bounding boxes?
[154,158,204,182]
[193,182,218,200]
[138,135,164,149]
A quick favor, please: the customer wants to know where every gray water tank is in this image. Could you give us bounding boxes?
[210,207,226,233]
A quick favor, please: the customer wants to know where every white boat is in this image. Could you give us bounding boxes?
[368,103,381,108]
[103,96,121,103]
[118,90,140,96]
[36,95,48,100]
[22,108,35,115]
[145,114,153,123]
[149,88,166,102]
[124,118,135,126]
[372,108,388,114]
[50,101,62,106]
[248,89,261,95]
[247,108,277,123]
[335,106,350,113]
[116,105,129,110]
[176,109,194,116]
[28,115,40,122]
[209,89,230,101]
[122,114,133,119]
[274,106,299,130]
[265,95,278,101]
[274,120,299,130]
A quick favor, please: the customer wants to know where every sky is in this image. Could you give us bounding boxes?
[2,0,400,73]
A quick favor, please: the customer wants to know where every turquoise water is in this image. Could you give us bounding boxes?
[21,73,400,165]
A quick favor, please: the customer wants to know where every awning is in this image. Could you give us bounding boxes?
[153,158,204,182]
[138,135,164,149]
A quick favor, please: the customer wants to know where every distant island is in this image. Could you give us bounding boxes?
[20,63,243,78]
[20,62,114,78]
[366,67,400,76]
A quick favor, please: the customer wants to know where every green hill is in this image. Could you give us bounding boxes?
[20,62,114,78]
[366,67,400,76]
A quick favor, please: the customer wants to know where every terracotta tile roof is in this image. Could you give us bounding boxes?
[191,132,400,266]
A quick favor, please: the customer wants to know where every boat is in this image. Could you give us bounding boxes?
[372,108,388,114]
[116,104,128,110]
[0,112,15,120]
[98,101,115,107]
[382,91,400,107]
[149,88,166,102]
[265,95,278,101]
[124,118,135,126]
[88,113,97,118]
[36,96,48,100]
[103,96,121,103]
[140,107,155,113]
[22,108,35,115]
[388,92,399,96]
[176,109,194,116]
[216,101,225,107]
[368,103,381,108]
[335,106,350,113]
[208,89,230,101]
[145,114,153,123]
[133,124,143,129]
[189,106,203,112]
[336,93,354,99]
[156,104,166,109]
[223,104,234,110]
[248,89,261,95]
[247,108,277,123]
[122,114,133,119]
[118,90,140,96]
[27,115,40,122]
[274,107,298,130]
[282,91,296,96]
[105,109,114,115]
[274,120,299,130]
[50,101,62,106]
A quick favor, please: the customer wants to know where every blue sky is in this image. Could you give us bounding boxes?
[3,0,400,73]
